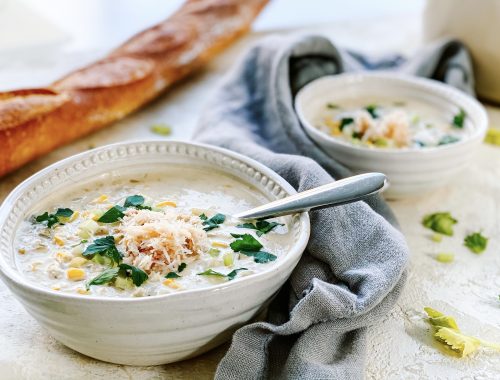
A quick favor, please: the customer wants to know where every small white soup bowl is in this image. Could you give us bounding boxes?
[0,141,310,365]
[295,73,488,198]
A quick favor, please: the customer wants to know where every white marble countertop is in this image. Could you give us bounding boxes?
[1,1,500,379]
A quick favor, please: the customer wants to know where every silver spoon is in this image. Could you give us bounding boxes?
[234,172,387,220]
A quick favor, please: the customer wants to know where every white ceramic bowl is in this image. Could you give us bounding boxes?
[295,73,488,198]
[0,141,310,365]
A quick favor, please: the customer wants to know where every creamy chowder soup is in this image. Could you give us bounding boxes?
[315,99,471,149]
[15,166,292,297]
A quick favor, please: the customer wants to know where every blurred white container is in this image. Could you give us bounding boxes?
[423,0,500,103]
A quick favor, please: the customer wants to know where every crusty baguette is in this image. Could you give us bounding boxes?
[0,0,269,177]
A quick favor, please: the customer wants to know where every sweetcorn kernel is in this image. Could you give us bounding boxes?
[69,257,88,268]
[77,288,90,295]
[18,248,26,255]
[53,235,65,246]
[69,210,80,222]
[156,200,177,208]
[52,285,61,291]
[212,241,228,248]
[67,268,85,281]
[92,194,108,203]
[162,279,180,289]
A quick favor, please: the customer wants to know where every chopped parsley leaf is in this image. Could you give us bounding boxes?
[35,208,74,228]
[464,232,488,254]
[352,132,363,139]
[339,117,354,131]
[452,109,466,128]
[86,268,119,289]
[230,233,263,251]
[230,234,276,263]
[83,236,122,264]
[165,272,181,279]
[98,205,126,223]
[365,104,378,118]
[326,103,339,109]
[200,213,226,231]
[438,135,460,146]
[422,212,457,236]
[236,220,283,237]
[118,263,148,286]
[197,268,247,281]
[178,262,187,272]
[86,264,147,289]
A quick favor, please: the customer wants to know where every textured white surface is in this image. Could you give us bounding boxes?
[1,4,499,379]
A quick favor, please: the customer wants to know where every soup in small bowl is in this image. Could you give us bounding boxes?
[295,73,488,198]
[0,141,310,365]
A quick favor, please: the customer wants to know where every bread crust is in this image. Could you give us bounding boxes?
[0,0,268,176]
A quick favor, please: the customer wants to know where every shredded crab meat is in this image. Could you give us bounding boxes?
[118,209,209,274]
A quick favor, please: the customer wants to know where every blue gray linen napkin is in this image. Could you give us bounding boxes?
[193,35,474,379]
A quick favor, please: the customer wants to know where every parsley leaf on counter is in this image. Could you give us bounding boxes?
[83,236,122,264]
[98,205,126,223]
[422,212,457,236]
[35,208,74,228]
[200,213,226,231]
[197,268,247,281]
[435,252,454,263]
[452,109,466,128]
[464,232,488,254]
[236,220,283,237]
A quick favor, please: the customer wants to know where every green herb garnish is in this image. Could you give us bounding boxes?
[123,194,152,210]
[83,236,122,264]
[200,213,225,231]
[164,262,187,278]
[326,103,339,109]
[464,232,488,254]
[230,233,263,251]
[97,205,126,223]
[422,212,457,236]
[87,268,119,289]
[452,109,466,128]
[87,264,147,289]
[439,135,460,146]
[35,208,74,228]
[150,123,172,136]
[240,251,277,263]
[339,117,354,131]
[197,268,247,281]
[230,233,277,263]
[365,104,378,118]
[165,272,181,279]
[118,263,148,286]
[236,220,283,237]
[352,132,363,139]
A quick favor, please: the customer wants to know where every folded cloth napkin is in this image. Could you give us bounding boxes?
[193,35,474,379]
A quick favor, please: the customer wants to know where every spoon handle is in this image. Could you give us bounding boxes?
[234,172,387,220]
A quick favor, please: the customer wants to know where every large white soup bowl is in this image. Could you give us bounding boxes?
[0,141,310,365]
